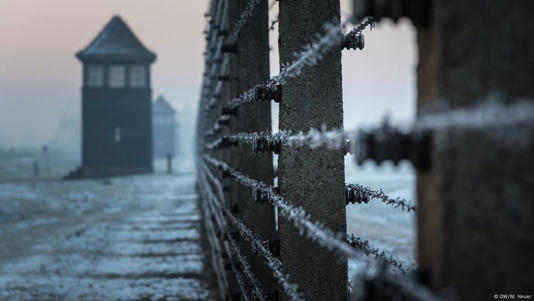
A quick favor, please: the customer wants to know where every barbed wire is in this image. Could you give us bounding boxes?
[195,4,447,298]
[206,100,534,168]
[227,18,374,108]
[204,133,415,213]
[231,261,250,301]
[227,234,266,300]
[225,20,343,111]
[202,155,409,274]
[229,0,260,44]
[199,163,304,301]
[347,234,407,272]
[199,164,266,300]
[201,150,433,299]
[203,0,258,115]
[345,184,416,212]
[225,207,305,301]
[415,99,534,131]
[204,58,229,112]
[204,128,346,152]
[202,17,342,136]
[199,157,442,300]
[201,189,229,299]
[203,18,376,136]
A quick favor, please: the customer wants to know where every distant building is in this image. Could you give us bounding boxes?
[68,16,156,178]
[152,95,178,159]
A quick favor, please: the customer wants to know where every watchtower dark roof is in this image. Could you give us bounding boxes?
[76,15,156,63]
[153,95,176,115]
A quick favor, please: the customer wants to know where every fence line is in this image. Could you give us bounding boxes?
[199,163,266,300]
[203,18,374,139]
[197,153,442,299]
[199,162,304,301]
[205,18,372,119]
[203,154,409,274]
[195,0,435,299]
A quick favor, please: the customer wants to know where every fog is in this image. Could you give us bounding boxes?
[0,0,416,155]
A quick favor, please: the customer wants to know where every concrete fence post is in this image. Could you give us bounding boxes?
[416,1,534,299]
[278,1,347,300]
[227,0,279,299]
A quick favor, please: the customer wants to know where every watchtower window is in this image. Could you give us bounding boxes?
[87,65,103,87]
[109,66,126,88]
[129,65,146,88]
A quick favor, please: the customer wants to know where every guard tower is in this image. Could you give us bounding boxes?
[152,95,178,159]
[75,15,156,177]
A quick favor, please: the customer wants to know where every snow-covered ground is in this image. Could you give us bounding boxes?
[0,150,415,298]
[0,157,215,300]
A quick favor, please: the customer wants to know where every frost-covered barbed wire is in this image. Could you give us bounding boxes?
[347,234,407,272]
[201,0,231,114]
[204,18,376,135]
[345,184,416,212]
[199,165,266,300]
[202,155,408,274]
[227,234,266,300]
[204,58,229,112]
[208,99,534,151]
[225,20,343,110]
[415,99,534,131]
[225,208,305,301]
[228,0,260,44]
[205,128,347,151]
[231,261,250,301]
[199,163,304,301]
[222,18,375,111]
[204,214,228,298]
[200,162,225,201]
[205,132,270,150]
[200,186,228,299]
[199,164,260,299]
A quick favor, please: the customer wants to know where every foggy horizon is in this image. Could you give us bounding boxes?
[0,0,416,150]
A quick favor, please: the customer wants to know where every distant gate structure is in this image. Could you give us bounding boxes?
[152,95,178,159]
[69,15,156,178]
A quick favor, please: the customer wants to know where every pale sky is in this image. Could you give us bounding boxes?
[0,0,417,148]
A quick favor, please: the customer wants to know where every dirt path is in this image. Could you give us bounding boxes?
[0,168,215,300]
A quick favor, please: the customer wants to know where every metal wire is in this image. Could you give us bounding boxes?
[195,6,443,299]
[347,234,407,273]
[199,164,267,300]
[199,162,304,301]
[202,155,409,274]
[345,184,416,212]
[229,0,260,44]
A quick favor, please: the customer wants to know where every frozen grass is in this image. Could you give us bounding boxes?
[0,157,215,300]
